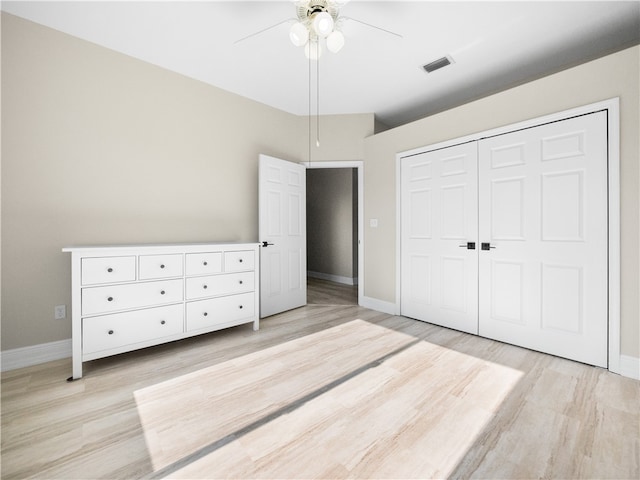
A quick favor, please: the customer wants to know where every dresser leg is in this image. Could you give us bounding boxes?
[69,356,83,381]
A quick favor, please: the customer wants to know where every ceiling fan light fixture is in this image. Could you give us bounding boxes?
[289,22,309,47]
[288,1,347,57]
[312,11,334,37]
[326,30,344,53]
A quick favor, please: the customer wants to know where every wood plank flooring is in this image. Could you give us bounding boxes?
[2,281,638,479]
[307,277,357,306]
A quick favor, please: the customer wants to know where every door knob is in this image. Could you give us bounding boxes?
[262,241,274,248]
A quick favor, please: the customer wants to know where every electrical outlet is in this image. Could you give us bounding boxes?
[54,305,66,320]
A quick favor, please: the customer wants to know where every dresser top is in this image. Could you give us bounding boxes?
[62,242,260,254]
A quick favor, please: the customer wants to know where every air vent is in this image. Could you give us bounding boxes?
[422,55,454,74]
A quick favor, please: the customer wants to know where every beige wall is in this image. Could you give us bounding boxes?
[1,13,373,350]
[301,113,374,163]
[363,45,640,358]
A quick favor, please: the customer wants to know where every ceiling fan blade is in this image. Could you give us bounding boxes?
[234,19,293,45]
[343,16,403,39]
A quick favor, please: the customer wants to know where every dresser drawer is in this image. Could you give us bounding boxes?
[81,256,136,285]
[139,254,183,280]
[82,304,184,355]
[82,279,184,316]
[224,250,255,272]
[185,272,254,300]
[186,292,255,331]
[185,252,223,276]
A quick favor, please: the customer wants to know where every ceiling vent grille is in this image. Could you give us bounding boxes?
[422,55,454,73]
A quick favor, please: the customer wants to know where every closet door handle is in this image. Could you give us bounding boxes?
[459,242,476,250]
[481,242,496,251]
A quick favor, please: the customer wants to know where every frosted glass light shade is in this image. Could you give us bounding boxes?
[312,11,334,37]
[304,40,323,60]
[326,30,345,53]
[289,22,309,47]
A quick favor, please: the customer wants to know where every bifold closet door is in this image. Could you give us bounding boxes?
[477,111,608,367]
[400,142,479,334]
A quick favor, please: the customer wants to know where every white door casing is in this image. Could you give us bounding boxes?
[400,142,479,334]
[478,111,608,367]
[302,160,364,306]
[259,154,307,318]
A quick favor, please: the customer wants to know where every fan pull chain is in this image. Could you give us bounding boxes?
[308,46,312,165]
[316,40,320,148]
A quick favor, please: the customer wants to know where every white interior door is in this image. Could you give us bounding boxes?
[478,111,608,367]
[400,142,479,334]
[259,154,307,318]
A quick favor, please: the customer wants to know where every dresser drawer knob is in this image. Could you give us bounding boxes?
[239,280,243,284]
[160,290,166,295]
[160,320,166,325]
[160,264,165,269]
[239,305,244,309]
[107,268,113,273]
[107,296,114,302]
[239,259,243,263]
[203,312,208,316]
[203,285,208,289]
[108,330,114,335]
[203,261,208,266]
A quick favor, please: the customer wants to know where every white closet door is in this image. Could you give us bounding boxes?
[401,142,479,334]
[478,111,608,367]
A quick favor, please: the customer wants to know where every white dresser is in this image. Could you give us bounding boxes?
[62,243,260,380]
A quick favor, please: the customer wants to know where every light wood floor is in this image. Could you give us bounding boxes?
[2,282,638,479]
[307,277,358,306]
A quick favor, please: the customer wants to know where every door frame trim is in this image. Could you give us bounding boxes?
[395,97,621,374]
[301,160,364,306]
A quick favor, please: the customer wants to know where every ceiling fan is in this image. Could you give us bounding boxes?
[235,0,402,59]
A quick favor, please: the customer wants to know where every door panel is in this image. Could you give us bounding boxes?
[541,171,584,241]
[441,256,467,313]
[259,154,306,318]
[400,142,479,334]
[490,177,525,240]
[478,111,608,367]
[490,259,524,325]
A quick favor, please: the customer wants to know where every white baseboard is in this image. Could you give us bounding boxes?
[360,296,398,315]
[2,335,638,381]
[308,271,358,286]
[1,339,71,372]
[618,354,640,380]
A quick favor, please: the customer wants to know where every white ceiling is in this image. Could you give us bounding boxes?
[3,1,640,128]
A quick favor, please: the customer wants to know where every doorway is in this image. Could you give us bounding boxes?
[305,161,364,306]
